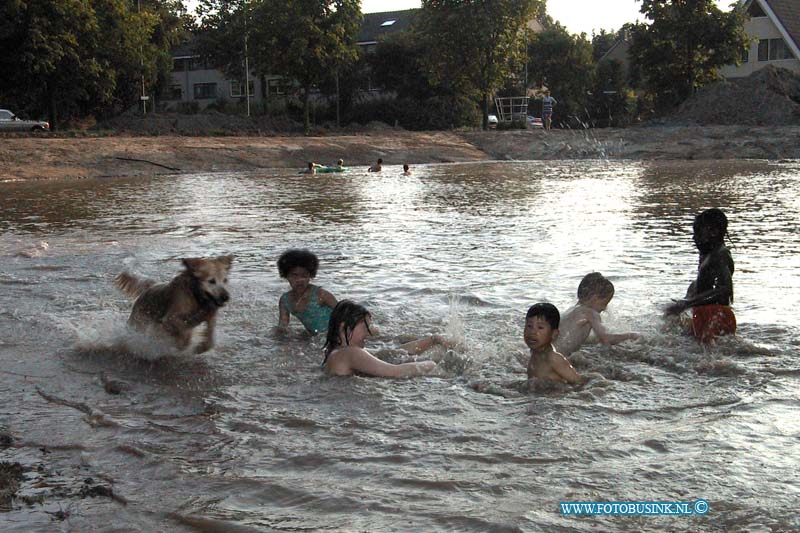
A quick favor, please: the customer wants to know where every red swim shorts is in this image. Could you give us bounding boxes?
[691,305,736,343]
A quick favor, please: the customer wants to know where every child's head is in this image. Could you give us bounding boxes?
[337,159,344,166]
[577,272,614,311]
[277,249,319,290]
[525,303,560,351]
[377,158,383,164]
[307,162,314,169]
[403,164,409,172]
[323,300,372,358]
[693,208,728,253]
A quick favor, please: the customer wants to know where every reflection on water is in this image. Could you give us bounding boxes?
[1,160,799,531]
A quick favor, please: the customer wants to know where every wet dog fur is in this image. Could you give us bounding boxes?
[114,256,233,354]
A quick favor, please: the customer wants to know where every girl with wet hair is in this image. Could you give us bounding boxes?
[277,249,337,335]
[322,300,453,377]
[665,208,736,342]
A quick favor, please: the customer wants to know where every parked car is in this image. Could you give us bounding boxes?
[527,115,543,129]
[487,114,498,129]
[0,109,50,132]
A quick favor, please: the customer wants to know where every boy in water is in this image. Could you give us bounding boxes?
[554,273,639,357]
[665,208,735,342]
[368,158,383,172]
[525,303,583,384]
[301,162,323,175]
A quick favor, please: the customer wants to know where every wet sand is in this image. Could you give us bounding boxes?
[2,125,800,181]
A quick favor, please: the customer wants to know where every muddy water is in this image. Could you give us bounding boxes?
[1,159,799,531]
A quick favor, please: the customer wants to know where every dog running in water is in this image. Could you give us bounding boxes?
[114,255,233,354]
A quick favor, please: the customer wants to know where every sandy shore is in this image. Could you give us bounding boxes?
[2,125,799,181]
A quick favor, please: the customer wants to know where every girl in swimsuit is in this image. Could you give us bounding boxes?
[277,249,337,334]
[322,300,454,377]
[664,208,736,342]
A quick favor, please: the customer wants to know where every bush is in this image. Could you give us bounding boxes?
[177,101,200,114]
[343,95,480,130]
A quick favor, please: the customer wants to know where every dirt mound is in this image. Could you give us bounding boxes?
[675,65,800,126]
[96,110,301,135]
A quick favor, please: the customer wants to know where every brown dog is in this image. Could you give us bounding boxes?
[114,255,233,354]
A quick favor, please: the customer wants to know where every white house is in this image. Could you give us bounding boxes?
[720,0,800,77]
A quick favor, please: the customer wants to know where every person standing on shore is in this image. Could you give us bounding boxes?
[542,90,557,131]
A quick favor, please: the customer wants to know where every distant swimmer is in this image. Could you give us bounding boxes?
[301,162,323,175]
[554,273,639,357]
[322,300,455,377]
[664,208,735,343]
[336,159,345,169]
[525,303,584,384]
[368,158,383,172]
[403,164,412,176]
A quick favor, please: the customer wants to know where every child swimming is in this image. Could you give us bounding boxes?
[402,164,411,176]
[554,273,639,357]
[368,158,383,172]
[301,162,323,175]
[277,249,337,335]
[665,208,736,342]
[525,303,583,384]
[322,300,452,377]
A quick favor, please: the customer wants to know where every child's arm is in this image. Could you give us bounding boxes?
[348,347,437,378]
[398,335,455,355]
[666,255,733,314]
[277,296,290,328]
[550,352,583,384]
[587,311,638,345]
[318,287,337,309]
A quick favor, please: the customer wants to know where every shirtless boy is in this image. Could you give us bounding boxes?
[525,303,583,384]
[554,273,639,357]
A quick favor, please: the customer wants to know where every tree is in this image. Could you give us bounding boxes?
[0,0,182,128]
[418,0,544,130]
[249,0,361,133]
[526,24,594,127]
[629,0,748,111]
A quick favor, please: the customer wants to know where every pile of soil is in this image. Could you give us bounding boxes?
[675,65,800,126]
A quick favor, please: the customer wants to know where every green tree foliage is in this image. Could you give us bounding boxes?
[629,0,748,111]
[248,0,362,133]
[526,24,594,127]
[587,59,637,127]
[367,30,437,100]
[0,0,186,129]
[591,29,619,62]
[194,0,249,79]
[418,0,544,130]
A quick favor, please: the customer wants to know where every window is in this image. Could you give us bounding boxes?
[380,19,396,27]
[230,80,255,97]
[173,57,191,71]
[193,83,217,99]
[168,85,182,100]
[267,78,285,96]
[0,110,13,120]
[758,38,793,61]
[769,38,793,60]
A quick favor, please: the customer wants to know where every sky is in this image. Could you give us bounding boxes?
[361,0,733,36]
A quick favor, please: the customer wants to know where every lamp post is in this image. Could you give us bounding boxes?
[243,0,250,117]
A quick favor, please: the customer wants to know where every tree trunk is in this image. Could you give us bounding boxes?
[303,81,311,135]
[47,79,58,131]
[482,92,489,131]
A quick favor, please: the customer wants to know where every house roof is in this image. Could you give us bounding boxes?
[357,9,419,44]
[599,38,631,64]
[764,0,800,50]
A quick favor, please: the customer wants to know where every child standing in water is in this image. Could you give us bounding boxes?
[323,300,453,377]
[555,273,639,357]
[525,303,583,384]
[665,208,735,342]
[277,249,337,334]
